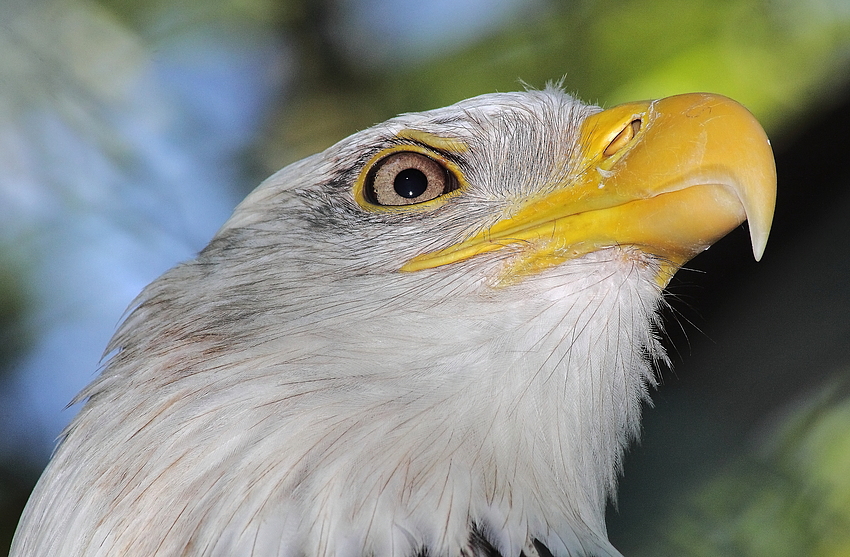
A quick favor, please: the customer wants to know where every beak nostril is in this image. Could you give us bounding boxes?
[603,119,641,157]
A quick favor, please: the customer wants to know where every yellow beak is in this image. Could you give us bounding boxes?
[400,93,777,286]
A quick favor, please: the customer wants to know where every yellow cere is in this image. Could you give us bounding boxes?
[578,100,651,169]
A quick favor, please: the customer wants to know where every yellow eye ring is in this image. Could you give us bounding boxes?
[353,144,469,212]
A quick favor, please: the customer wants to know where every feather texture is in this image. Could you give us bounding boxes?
[11,89,669,557]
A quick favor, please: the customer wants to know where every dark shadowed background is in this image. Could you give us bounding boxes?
[1,0,849,555]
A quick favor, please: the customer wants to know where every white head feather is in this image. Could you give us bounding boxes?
[13,89,672,557]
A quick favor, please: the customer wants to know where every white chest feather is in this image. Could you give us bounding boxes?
[14,249,664,557]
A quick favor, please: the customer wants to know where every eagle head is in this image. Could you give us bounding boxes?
[12,88,775,557]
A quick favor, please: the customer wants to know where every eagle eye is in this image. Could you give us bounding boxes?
[366,151,458,206]
[603,119,642,157]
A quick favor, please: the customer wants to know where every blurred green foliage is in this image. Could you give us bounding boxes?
[636,384,850,556]
[261,0,850,167]
[0,249,30,379]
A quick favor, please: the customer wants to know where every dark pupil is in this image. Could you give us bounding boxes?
[393,168,428,198]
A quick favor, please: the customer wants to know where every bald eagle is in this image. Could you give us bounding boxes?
[11,88,775,557]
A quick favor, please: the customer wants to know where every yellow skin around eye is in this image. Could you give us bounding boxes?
[353,140,470,213]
